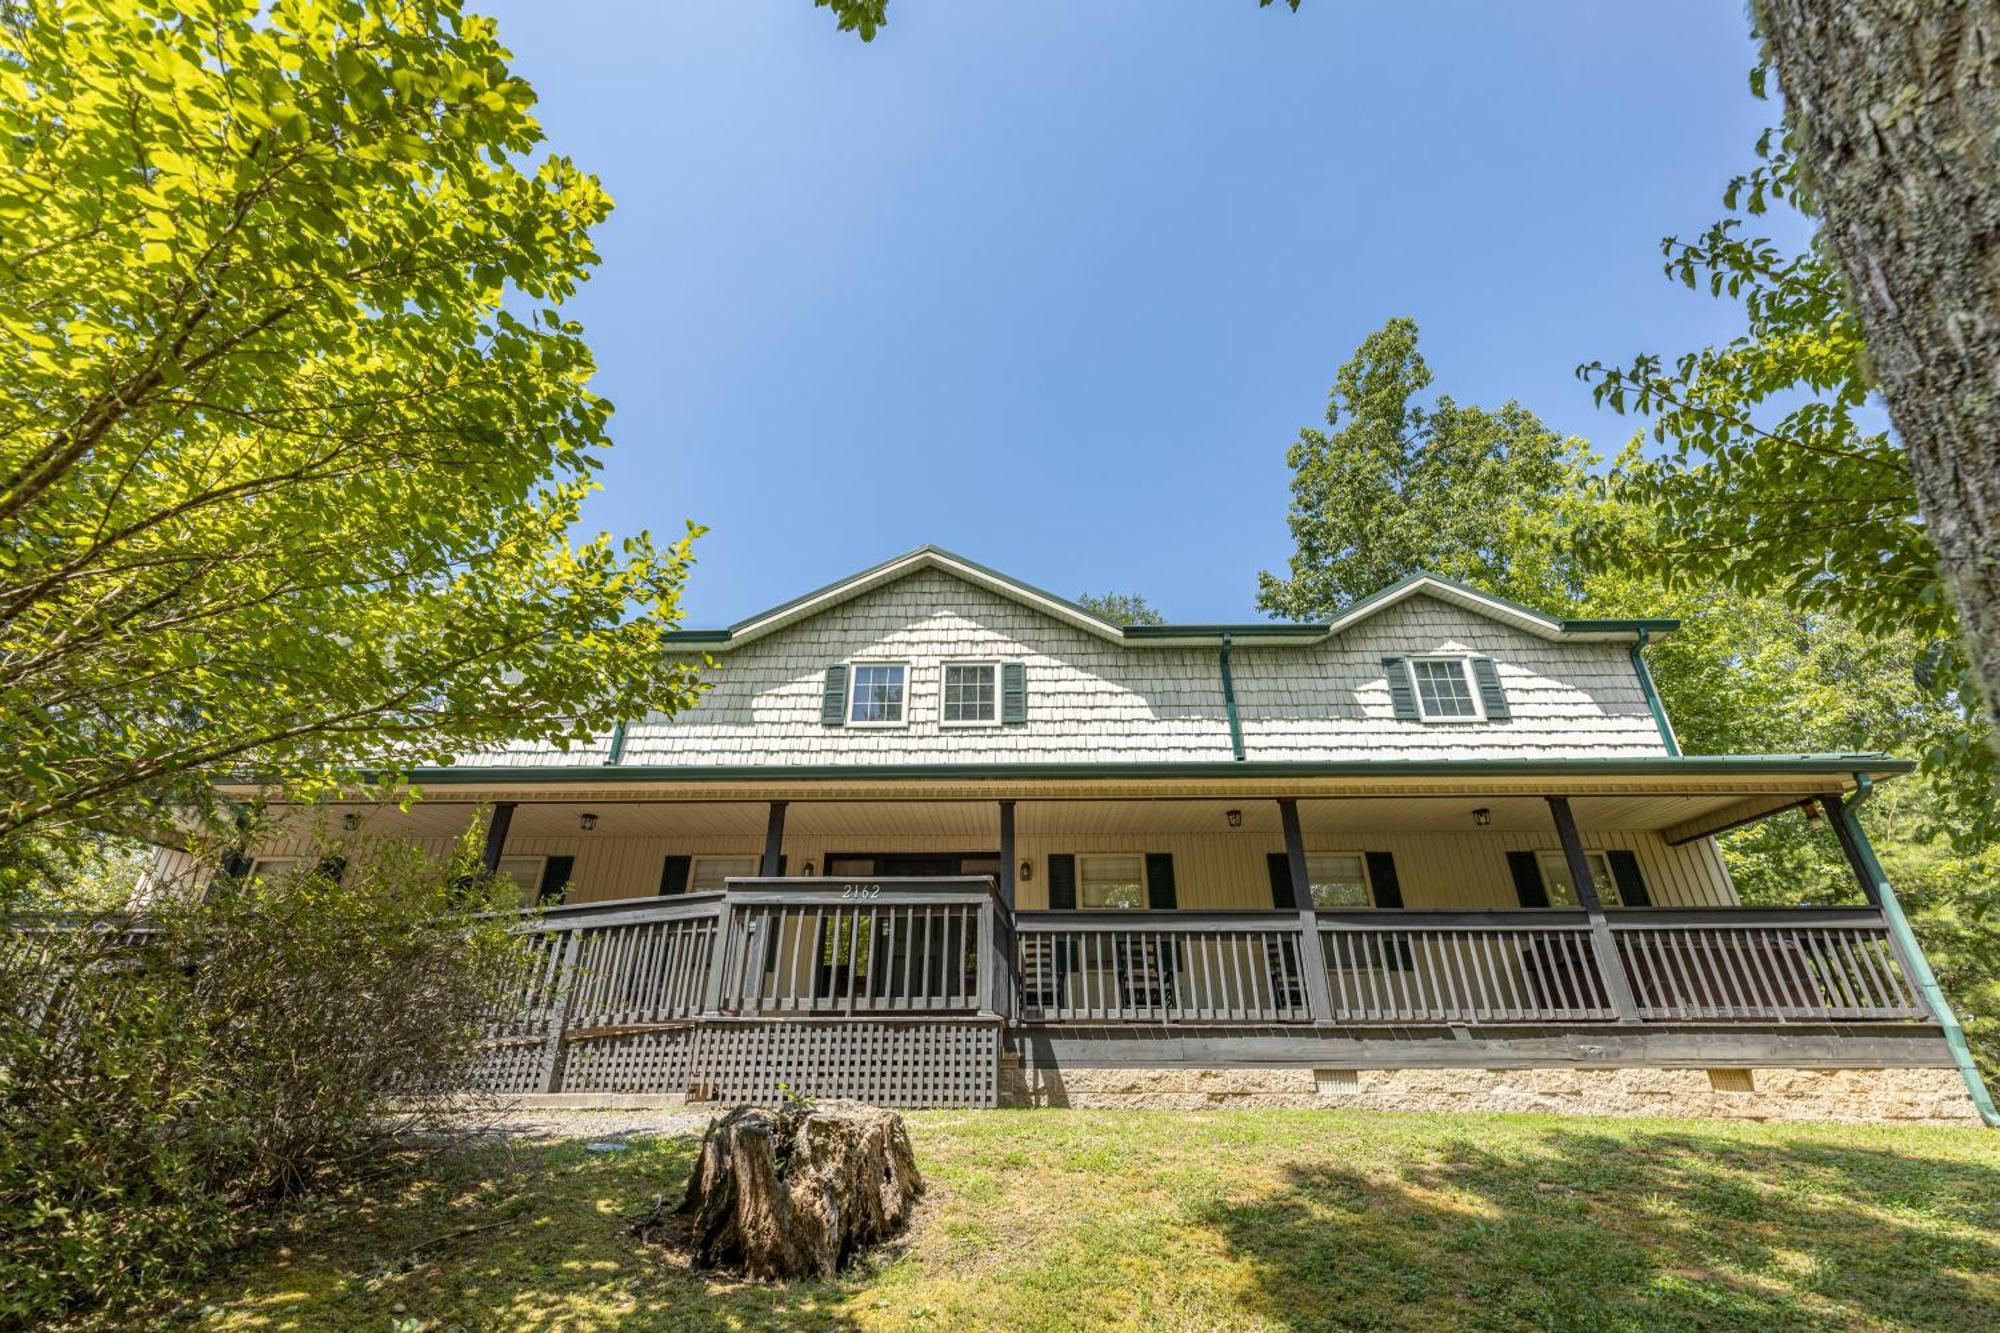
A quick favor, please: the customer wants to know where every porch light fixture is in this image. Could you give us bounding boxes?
[1225,809,1243,828]
[802,860,816,877]
[1471,807,1492,828]
[1019,859,1033,882]
[579,812,598,832]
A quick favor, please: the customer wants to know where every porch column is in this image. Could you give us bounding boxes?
[1545,796,1641,1022]
[479,801,516,875]
[1818,796,1883,906]
[1278,798,1337,1023]
[997,800,1016,911]
[760,800,788,877]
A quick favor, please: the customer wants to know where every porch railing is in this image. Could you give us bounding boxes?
[1014,911,1313,1024]
[1609,909,1927,1022]
[1317,912,1615,1023]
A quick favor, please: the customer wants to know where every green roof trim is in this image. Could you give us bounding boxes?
[392,754,1912,786]
[656,548,1676,650]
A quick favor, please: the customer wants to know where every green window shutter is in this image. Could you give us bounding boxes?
[820,664,849,726]
[1145,852,1178,910]
[1364,851,1403,909]
[1606,849,1652,907]
[1468,657,1510,720]
[1506,850,1549,908]
[1266,851,1298,909]
[538,855,575,906]
[1001,661,1028,724]
[1047,854,1076,910]
[1382,656,1420,720]
[658,855,691,896]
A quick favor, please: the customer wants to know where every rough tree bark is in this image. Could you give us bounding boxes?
[634,1101,923,1280]
[1753,2,2000,722]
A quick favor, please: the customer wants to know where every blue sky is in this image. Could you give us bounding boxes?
[480,1,1798,625]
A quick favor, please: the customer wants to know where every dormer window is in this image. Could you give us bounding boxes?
[847,662,908,726]
[1410,657,1480,720]
[941,662,999,725]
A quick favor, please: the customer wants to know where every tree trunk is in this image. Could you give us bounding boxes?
[1754,2,2000,723]
[637,1101,922,1280]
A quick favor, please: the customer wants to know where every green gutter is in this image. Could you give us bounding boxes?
[379,754,1915,786]
[1629,627,1681,757]
[1842,774,1998,1127]
[1219,632,1245,761]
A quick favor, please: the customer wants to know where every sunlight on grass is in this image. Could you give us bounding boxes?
[108,1109,2000,1332]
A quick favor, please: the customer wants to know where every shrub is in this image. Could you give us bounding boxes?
[0,830,528,1324]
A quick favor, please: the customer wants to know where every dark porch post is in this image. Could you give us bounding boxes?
[760,800,788,877]
[1278,798,1337,1023]
[1818,796,1883,906]
[997,800,1017,909]
[988,800,1019,1021]
[1545,796,1641,1022]
[479,801,516,875]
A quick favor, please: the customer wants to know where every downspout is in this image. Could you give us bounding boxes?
[1629,627,1680,757]
[1219,633,1245,761]
[1843,774,1998,1126]
[605,720,628,766]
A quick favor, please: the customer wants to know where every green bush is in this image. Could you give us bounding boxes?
[0,832,527,1325]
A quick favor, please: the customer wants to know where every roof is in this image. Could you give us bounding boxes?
[663,546,1678,652]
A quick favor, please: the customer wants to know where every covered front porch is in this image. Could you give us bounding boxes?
[235,758,1961,1111]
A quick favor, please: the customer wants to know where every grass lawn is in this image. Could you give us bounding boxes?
[136,1109,1998,1332]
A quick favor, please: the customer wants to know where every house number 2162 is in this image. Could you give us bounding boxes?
[840,883,882,899]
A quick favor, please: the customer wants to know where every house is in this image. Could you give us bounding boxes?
[166,546,1993,1123]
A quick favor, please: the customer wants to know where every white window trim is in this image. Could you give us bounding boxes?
[1305,850,1376,911]
[845,660,912,728]
[493,854,548,892]
[691,854,760,891]
[1533,849,1622,908]
[1077,851,1148,911]
[1408,654,1486,723]
[939,660,1002,727]
[247,856,302,881]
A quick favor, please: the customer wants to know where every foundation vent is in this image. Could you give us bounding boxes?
[1315,1068,1361,1094]
[1707,1068,1756,1093]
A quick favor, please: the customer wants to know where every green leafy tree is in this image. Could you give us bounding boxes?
[0,1,705,845]
[1076,591,1166,627]
[1579,129,1996,846]
[1257,318,1599,618]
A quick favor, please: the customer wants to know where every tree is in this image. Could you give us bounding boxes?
[1752,2,2000,742]
[1257,318,1599,618]
[0,1,705,845]
[1580,127,1997,846]
[1076,591,1166,627]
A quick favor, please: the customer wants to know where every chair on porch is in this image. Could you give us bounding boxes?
[1115,936,1176,1015]
[1019,935,1066,1016]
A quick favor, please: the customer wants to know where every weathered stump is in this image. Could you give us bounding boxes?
[638,1100,923,1280]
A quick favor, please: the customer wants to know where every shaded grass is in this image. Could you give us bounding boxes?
[117,1110,2000,1331]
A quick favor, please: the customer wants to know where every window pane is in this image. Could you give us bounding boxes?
[1080,854,1145,909]
[1307,854,1371,909]
[849,664,906,723]
[248,857,301,882]
[492,856,543,897]
[692,856,758,891]
[942,663,997,722]
[1412,659,1478,718]
[1535,851,1618,907]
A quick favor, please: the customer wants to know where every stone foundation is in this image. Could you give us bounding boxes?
[1001,1064,1980,1124]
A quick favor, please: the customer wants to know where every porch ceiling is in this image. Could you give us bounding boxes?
[302,790,1832,839]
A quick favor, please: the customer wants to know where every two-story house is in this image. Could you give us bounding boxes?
[166,547,1992,1123]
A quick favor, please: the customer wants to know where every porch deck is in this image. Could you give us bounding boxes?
[475,875,1934,1109]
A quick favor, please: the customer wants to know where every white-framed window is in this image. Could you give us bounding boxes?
[1306,853,1373,910]
[847,661,909,726]
[492,855,546,898]
[1410,656,1483,720]
[940,661,1000,726]
[1079,853,1146,910]
[247,856,302,882]
[1534,850,1622,908]
[691,855,758,892]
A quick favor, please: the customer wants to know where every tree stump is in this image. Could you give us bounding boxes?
[639,1100,923,1280]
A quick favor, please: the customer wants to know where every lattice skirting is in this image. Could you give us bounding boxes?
[560,1028,696,1094]
[467,1035,549,1095]
[689,1020,999,1109]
